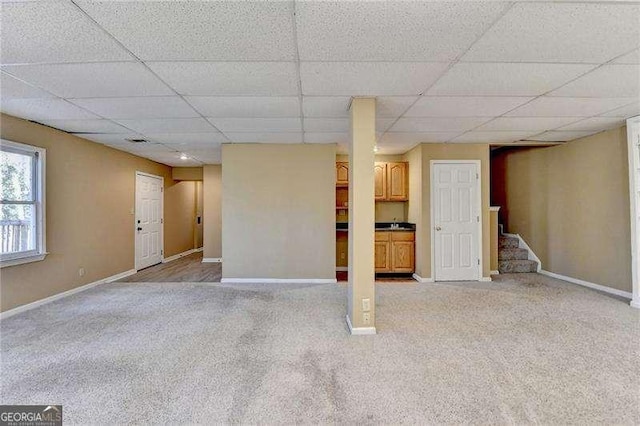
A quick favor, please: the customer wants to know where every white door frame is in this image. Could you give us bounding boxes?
[626,117,640,308]
[134,171,164,270]
[430,160,483,282]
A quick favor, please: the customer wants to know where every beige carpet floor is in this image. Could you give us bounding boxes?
[1,273,638,424]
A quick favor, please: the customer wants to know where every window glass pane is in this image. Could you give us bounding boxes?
[0,204,36,254]
[1,150,34,202]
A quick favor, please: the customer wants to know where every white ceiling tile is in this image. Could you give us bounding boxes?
[601,101,640,118]
[376,118,397,133]
[115,118,216,134]
[224,133,303,143]
[406,96,534,117]
[0,72,54,98]
[390,117,491,132]
[475,117,582,132]
[147,62,299,96]
[182,149,221,165]
[208,118,301,133]
[450,131,539,143]
[304,118,349,133]
[145,133,227,146]
[506,97,636,117]
[37,119,129,134]
[186,96,300,118]
[297,1,508,61]
[302,97,351,118]
[2,63,173,98]
[77,1,295,61]
[377,97,419,118]
[304,133,349,144]
[0,1,133,64]
[556,117,626,132]
[548,65,640,98]
[300,62,450,96]
[613,49,640,64]
[76,133,144,145]
[529,130,600,142]
[70,97,198,119]
[100,142,174,154]
[427,63,594,96]
[462,3,640,63]
[1,98,98,120]
[380,132,461,144]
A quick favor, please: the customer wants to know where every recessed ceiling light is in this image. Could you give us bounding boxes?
[373,145,379,153]
[180,153,188,160]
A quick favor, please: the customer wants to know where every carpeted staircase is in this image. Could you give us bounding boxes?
[498,235,538,273]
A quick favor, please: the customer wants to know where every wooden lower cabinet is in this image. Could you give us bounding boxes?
[374,231,415,273]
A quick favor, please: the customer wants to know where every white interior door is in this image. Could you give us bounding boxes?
[135,172,163,270]
[433,162,480,281]
[627,116,640,308]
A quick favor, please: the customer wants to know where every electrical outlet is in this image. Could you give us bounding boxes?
[78,267,85,277]
[363,312,370,324]
[362,298,370,311]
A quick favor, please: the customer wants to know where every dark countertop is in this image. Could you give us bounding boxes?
[336,222,416,232]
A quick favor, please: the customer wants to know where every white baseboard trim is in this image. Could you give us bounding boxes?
[491,270,500,275]
[194,247,203,253]
[504,232,542,272]
[412,273,434,283]
[336,267,348,272]
[480,276,493,282]
[631,299,640,309]
[220,278,337,284]
[0,268,137,320]
[163,248,200,263]
[540,270,632,299]
[202,257,222,263]
[346,315,376,335]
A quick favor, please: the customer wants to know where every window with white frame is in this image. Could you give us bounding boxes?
[0,139,46,266]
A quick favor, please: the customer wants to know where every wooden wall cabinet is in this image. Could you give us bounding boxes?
[374,231,415,273]
[374,162,387,200]
[373,162,408,201]
[336,162,349,186]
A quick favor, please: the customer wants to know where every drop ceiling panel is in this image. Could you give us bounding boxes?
[1,98,98,120]
[427,63,594,96]
[506,97,636,117]
[556,117,626,132]
[406,96,534,117]
[38,119,129,134]
[0,1,133,64]
[78,133,144,145]
[380,132,461,144]
[377,97,419,118]
[302,97,351,118]
[0,72,54,98]
[300,62,450,96]
[304,118,349,133]
[462,3,640,63]
[208,118,301,133]
[148,62,299,96]
[548,65,640,98]
[390,117,491,132]
[77,1,295,61]
[182,149,221,165]
[304,133,349,144]
[102,143,174,154]
[613,49,640,64]
[450,131,539,143]
[224,133,303,143]
[2,63,173,98]
[529,130,599,142]
[186,96,300,118]
[115,118,217,134]
[70,97,199,119]
[475,117,581,131]
[145,133,227,145]
[601,102,640,118]
[296,1,509,61]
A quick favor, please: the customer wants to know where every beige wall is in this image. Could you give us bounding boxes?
[492,127,631,292]
[0,114,196,312]
[172,167,203,181]
[420,144,491,279]
[203,165,222,259]
[222,144,335,279]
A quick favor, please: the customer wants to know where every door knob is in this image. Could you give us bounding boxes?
[435,226,442,231]
[137,227,143,231]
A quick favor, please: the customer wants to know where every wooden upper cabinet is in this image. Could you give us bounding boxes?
[374,162,387,201]
[387,162,408,201]
[336,162,349,186]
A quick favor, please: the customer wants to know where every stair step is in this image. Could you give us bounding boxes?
[499,248,529,260]
[499,236,519,249]
[499,259,538,273]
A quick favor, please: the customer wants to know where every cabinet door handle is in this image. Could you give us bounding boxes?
[435,226,442,231]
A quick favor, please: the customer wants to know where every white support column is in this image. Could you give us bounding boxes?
[347,98,377,334]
